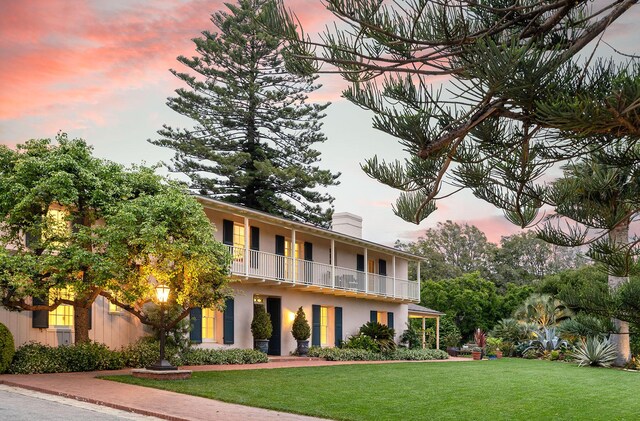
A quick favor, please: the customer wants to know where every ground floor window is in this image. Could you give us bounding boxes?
[377,311,388,326]
[320,306,334,346]
[202,307,217,341]
[49,287,74,328]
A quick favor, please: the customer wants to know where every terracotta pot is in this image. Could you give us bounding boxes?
[472,351,482,360]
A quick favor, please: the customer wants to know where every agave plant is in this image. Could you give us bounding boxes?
[571,337,618,367]
[524,327,568,355]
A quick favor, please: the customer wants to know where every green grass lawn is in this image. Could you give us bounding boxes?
[103,359,640,420]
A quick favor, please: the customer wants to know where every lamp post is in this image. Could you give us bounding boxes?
[148,284,177,371]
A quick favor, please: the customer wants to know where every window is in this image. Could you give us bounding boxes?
[44,208,70,246]
[202,308,217,341]
[377,311,388,326]
[108,302,122,314]
[49,287,74,328]
[284,239,302,259]
[232,223,245,260]
[368,259,375,273]
[320,306,329,346]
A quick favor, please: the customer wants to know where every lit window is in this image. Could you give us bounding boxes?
[49,287,74,328]
[284,240,302,259]
[108,302,122,313]
[44,208,70,245]
[202,308,217,341]
[368,259,375,273]
[377,311,388,326]
[233,223,245,260]
[320,306,328,345]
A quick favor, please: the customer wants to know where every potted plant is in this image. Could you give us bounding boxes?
[291,306,311,356]
[471,346,482,360]
[487,337,503,359]
[251,305,273,353]
[474,328,487,359]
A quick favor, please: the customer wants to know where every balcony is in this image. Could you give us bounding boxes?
[226,246,420,302]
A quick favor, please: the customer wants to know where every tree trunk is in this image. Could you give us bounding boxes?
[74,305,91,343]
[608,221,631,367]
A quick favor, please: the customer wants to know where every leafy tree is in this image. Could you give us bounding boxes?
[513,293,573,328]
[396,221,496,281]
[268,0,639,230]
[420,272,502,338]
[0,135,231,343]
[152,0,339,227]
[539,149,640,365]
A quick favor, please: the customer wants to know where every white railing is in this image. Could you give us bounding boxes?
[225,245,419,301]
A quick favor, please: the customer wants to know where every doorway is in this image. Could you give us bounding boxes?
[266,297,281,355]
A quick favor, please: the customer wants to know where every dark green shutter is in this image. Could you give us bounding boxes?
[32,296,48,329]
[88,305,92,330]
[356,254,365,271]
[312,305,321,347]
[250,227,260,269]
[387,312,394,329]
[190,307,202,343]
[304,242,313,261]
[222,219,234,245]
[334,307,343,347]
[223,298,234,344]
[378,259,387,276]
[275,235,285,255]
[370,310,377,323]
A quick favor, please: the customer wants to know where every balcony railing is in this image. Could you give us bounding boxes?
[225,246,419,301]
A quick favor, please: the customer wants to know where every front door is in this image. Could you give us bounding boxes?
[266,297,281,356]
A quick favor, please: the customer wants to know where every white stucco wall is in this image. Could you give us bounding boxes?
[227,283,408,356]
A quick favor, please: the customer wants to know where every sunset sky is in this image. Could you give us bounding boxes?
[1,0,639,245]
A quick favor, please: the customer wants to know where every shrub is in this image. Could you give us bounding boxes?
[399,323,422,349]
[359,321,396,352]
[59,342,124,371]
[9,343,63,374]
[180,348,268,365]
[251,305,273,340]
[120,337,180,368]
[9,341,124,374]
[308,346,448,361]
[0,323,15,373]
[571,337,618,367]
[343,334,380,352]
[291,307,311,341]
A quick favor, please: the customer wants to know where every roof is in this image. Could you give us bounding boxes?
[407,303,445,316]
[195,195,425,261]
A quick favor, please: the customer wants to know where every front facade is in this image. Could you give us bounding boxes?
[1,199,422,355]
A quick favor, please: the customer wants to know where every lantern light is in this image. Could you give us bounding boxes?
[155,284,170,303]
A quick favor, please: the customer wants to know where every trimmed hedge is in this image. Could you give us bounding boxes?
[0,323,14,373]
[308,347,449,361]
[9,338,269,374]
[9,342,124,374]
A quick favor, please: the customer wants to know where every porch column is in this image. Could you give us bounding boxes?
[291,229,296,283]
[436,316,440,350]
[244,216,249,277]
[331,239,335,289]
[422,317,426,350]
[364,248,369,293]
[392,256,396,298]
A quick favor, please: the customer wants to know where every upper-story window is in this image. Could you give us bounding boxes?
[232,223,245,260]
[284,239,302,259]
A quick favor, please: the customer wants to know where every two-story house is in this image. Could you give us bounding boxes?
[1,198,433,355]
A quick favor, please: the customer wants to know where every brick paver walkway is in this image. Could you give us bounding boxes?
[0,357,469,420]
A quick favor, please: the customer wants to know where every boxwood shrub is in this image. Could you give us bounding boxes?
[180,348,268,365]
[9,342,125,374]
[0,323,14,373]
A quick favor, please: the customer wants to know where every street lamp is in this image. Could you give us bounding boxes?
[147,284,177,371]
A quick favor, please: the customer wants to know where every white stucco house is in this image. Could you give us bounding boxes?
[1,198,442,355]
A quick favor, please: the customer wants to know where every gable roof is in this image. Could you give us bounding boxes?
[195,195,424,261]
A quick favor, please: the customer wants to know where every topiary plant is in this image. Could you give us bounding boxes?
[291,307,310,341]
[0,323,15,373]
[251,305,273,340]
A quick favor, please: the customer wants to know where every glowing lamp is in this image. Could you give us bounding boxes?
[155,284,170,303]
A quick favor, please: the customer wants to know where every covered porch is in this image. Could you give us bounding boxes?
[408,303,445,349]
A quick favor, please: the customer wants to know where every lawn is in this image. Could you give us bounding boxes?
[103,359,640,420]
